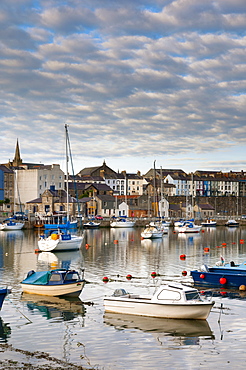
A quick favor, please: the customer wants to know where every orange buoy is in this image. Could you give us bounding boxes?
[182,270,187,276]
[114,240,118,244]
[219,277,227,285]
[35,249,41,254]
[204,247,210,253]
[222,242,227,246]
[240,239,244,244]
[51,233,59,240]
[239,285,246,291]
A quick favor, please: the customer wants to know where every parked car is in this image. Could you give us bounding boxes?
[95,215,103,220]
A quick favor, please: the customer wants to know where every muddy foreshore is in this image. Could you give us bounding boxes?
[0,343,86,369]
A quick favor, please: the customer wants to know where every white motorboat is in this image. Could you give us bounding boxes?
[110,218,135,228]
[225,219,239,227]
[38,231,84,252]
[21,268,85,297]
[104,282,214,320]
[149,221,168,234]
[0,220,24,230]
[141,225,163,239]
[83,221,100,228]
[201,219,217,227]
[177,221,201,233]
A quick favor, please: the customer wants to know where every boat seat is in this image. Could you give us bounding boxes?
[230,261,235,267]
[200,264,209,272]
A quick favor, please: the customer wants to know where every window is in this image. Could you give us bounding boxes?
[49,274,61,282]
[157,289,181,301]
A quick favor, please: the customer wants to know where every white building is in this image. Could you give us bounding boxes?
[16,164,65,206]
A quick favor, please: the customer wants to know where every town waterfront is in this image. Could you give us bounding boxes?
[1,226,246,369]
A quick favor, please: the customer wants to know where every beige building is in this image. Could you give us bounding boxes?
[16,164,65,206]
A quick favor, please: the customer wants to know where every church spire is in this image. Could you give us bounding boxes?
[13,139,22,167]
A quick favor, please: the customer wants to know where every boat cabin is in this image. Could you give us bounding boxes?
[22,269,83,286]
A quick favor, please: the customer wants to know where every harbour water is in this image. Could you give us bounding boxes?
[1,226,246,369]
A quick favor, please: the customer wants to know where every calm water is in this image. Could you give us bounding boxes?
[1,226,246,369]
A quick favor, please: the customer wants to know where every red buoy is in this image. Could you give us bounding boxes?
[102,276,109,283]
[151,272,157,278]
[200,274,205,279]
[182,270,187,276]
[219,277,227,285]
[126,274,132,280]
[114,240,118,244]
[204,247,210,253]
[180,254,186,260]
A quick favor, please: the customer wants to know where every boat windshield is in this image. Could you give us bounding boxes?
[185,291,201,301]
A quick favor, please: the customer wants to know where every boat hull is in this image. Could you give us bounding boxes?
[104,297,214,320]
[38,235,83,252]
[21,281,85,297]
[141,232,163,239]
[111,221,135,228]
[191,269,246,288]
[0,223,24,230]
[178,226,201,233]
[0,288,10,310]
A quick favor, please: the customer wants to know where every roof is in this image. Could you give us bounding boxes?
[198,203,215,210]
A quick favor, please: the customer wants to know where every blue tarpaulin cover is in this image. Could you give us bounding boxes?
[22,271,52,285]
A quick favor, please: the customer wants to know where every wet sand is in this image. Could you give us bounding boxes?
[0,344,85,369]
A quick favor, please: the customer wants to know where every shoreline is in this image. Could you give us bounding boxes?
[0,343,86,369]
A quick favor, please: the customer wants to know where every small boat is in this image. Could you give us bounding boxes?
[177,221,201,233]
[149,222,168,234]
[141,225,163,239]
[38,231,84,252]
[21,268,85,297]
[201,219,217,227]
[0,220,24,231]
[110,218,135,228]
[190,260,246,288]
[0,287,11,310]
[103,283,214,320]
[83,221,100,229]
[225,219,239,227]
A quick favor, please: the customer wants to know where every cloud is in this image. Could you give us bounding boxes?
[0,0,245,174]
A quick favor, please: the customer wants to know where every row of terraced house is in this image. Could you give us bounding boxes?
[0,141,246,219]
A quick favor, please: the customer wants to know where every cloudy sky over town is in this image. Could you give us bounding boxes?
[0,0,246,175]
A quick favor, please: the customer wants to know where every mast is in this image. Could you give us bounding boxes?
[160,166,163,219]
[153,160,156,217]
[65,124,69,221]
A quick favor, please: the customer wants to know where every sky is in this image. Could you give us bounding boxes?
[0,0,246,176]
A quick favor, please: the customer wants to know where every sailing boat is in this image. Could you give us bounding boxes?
[38,125,84,252]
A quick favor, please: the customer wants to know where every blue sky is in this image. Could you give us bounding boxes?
[0,0,246,175]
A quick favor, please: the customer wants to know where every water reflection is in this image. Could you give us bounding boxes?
[21,294,85,322]
[37,250,84,272]
[0,317,11,342]
[104,313,214,345]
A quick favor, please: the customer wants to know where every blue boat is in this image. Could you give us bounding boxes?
[0,287,11,310]
[190,261,246,289]
[21,269,85,297]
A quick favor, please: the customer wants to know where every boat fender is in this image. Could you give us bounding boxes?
[219,277,227,285]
